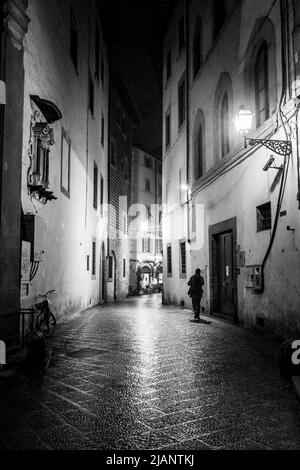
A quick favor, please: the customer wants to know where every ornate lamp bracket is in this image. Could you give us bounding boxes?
[245,137,292,156]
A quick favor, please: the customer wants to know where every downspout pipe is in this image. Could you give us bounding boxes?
[260,0,290,292]
[184,0,190,243]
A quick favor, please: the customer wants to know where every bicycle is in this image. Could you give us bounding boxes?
[19,290,56,374]
[34,289,57,337]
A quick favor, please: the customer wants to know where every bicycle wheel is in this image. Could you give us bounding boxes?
[36,311,57,337]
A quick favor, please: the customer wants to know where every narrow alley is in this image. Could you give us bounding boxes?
[0,295,299,450]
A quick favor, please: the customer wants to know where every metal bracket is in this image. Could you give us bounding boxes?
[245,137,292,156]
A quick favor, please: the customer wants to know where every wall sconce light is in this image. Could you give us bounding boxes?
[233,105,292,156]
[181,184,192,202]
[262,156,283,172]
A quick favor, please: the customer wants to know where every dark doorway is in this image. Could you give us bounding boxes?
[216,231,235,316]
[209,218,237,321]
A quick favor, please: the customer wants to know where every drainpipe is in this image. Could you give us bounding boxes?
[0,4,7,227]
[184,0,191,243]
[259,0,291,292]
[84,4,91,233]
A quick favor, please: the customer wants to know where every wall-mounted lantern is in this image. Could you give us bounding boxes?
[233,105,292,157]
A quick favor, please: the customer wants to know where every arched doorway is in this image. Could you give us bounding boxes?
[141,265,151,287]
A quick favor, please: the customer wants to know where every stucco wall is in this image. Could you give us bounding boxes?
[21,0,108,320]
[162,0,300,336]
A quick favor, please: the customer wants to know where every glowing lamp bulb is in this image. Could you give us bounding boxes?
[233,105,253,134]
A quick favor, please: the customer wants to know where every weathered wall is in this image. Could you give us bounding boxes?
[21,0,108,320]
[0,0,29,350]
[162,0,300,336]
[107,82,133,300]
[129,146,162,292]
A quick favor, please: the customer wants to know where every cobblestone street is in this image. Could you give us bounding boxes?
[0,294,300,450]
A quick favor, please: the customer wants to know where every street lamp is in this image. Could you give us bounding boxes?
[181,183,192,202]
[233,105,292,156]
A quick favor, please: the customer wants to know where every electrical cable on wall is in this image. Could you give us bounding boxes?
[258,0,296,293]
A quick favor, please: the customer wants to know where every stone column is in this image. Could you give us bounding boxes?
[0,0,29,352]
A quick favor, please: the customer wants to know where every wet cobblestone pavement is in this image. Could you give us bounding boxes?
[1,294,300,450]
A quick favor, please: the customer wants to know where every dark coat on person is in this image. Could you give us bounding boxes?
[188,274,204,297]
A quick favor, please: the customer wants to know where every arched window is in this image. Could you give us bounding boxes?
[193,109,205,180]
[243,18,276,131]
[220,92,229,157]
[255,42,269,127]
[193,17,202,78]
[213,72,233,162]
[196,126,203,178]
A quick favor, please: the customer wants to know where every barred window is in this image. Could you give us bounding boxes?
[167,245,172,275]
[93,162,98,209]
[180,241,186,275]
[108,255,113,280]
[92,240,96,277]
[256,202,271,232]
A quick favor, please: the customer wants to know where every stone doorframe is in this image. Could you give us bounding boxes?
[208,217,238,322]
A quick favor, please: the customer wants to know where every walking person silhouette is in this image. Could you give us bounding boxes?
[188,268,204,320]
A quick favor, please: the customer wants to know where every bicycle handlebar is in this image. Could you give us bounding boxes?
[38,289,55,298]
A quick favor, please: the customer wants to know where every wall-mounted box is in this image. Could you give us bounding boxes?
[24,214,46,262]
[21,241,31,282]
[245,265,263,291]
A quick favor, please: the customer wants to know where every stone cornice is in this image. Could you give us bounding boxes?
[3,0,30,51]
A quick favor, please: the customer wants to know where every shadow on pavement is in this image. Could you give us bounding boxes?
[190,319,212,324]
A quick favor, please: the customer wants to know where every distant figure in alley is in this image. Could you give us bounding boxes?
[188,269,204,320]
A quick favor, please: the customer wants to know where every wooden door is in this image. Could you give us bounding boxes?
[216,231,236,317]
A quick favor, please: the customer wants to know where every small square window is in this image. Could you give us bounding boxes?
[256,202,271,232]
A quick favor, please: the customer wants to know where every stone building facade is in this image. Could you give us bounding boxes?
[129,146,162,294]
[0,0,30,350]
[162,0,300,336]
[107,75,139,300]
[1,0,110,350]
